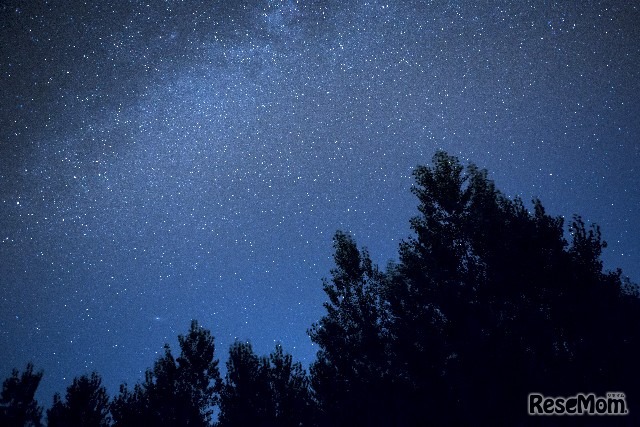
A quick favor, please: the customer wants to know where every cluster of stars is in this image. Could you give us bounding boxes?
[1,0,638,406]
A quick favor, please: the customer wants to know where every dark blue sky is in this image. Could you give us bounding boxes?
[1,0,638,405]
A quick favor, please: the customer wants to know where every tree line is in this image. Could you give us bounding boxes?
[2,151,639,426]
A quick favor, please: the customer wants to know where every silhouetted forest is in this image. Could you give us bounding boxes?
[2,152,639,426]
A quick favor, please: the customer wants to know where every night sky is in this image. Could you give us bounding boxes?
[1,0,638,405]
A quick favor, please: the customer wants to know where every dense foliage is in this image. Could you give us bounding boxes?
[3,152,638,425]
[0,363,43,427]
[111,320,220,427]
[218,342,314,427]
[310,151,640,425]
[47,373,110,427]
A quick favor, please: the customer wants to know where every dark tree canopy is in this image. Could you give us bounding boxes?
[175,319,221,423]
[218,342,315,427]
[218,341,270,427]
[310,151,640,425]
[46,372,110,427]
[111,320,220,427]
[0,363,43,427]
[308,231,394,426]
[266,344,315,427]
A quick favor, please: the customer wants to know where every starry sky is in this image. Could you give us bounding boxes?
[1,0,638,405]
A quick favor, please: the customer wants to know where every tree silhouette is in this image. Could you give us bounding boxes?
[218,341,271,427]
[0,363,43,427]
[265,344,316,427]
[310,151,640,425]
[308,231,394,426]
[176,319,221,422]
[395,152,640,423]
[111,320,220,427]
[46,372,110,427]
[218,342,315,427]
[110,382,148,427]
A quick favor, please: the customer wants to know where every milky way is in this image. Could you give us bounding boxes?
[1,0,638,404]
